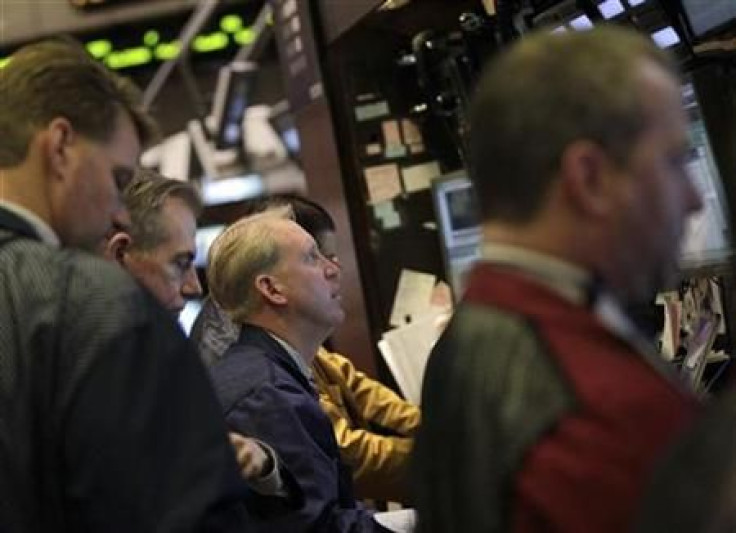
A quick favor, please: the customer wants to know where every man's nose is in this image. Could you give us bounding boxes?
[181,266,203,298]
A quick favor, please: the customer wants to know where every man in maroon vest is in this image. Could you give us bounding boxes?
[414,26,703,532]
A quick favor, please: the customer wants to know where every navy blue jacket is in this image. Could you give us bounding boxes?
[209,324,382,532]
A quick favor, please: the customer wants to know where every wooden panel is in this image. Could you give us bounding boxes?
[295,97,377,377]
[317,0,383,45]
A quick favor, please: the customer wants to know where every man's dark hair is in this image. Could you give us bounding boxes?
[0,37,157,166]
[469,26,678,222]
[123,168,203,252]
[268,193,336,239]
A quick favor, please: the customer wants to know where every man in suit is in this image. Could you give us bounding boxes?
[101,168,289,491]
[207,207,388,531]
[193,194,420,504]
[0,38,251,530]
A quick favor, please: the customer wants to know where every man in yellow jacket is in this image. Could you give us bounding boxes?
[192,194,420,505]
[314,347,419,504]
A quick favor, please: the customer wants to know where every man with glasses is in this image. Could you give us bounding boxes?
[102,168,294,495]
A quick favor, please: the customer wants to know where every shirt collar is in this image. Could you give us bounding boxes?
[267,332,314,383]
[0,201,60,247]
[480,242,688,392]
[481,242,592,305]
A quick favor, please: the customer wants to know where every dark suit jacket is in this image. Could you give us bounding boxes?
[0,207,252,532]
[209,324,382,532]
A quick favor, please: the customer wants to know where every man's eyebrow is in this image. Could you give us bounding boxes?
[112,165,136,188]
[173,251,196,262]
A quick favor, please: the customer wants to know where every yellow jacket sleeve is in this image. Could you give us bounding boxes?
[313,348,421,504]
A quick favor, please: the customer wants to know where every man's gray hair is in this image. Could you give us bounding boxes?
[123,168,202,252]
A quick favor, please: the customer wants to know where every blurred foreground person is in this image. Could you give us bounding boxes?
[0,39,251,530]
[414,27,703,533]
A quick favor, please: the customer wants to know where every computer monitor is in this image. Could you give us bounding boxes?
[431,171,482,300]
[680,0,736,39]
[194,224,227,268]
[533,0,595,32]
[179,298,203,336]
[210,61,258,150]
[269,100,301,160]
[679,80,731,269]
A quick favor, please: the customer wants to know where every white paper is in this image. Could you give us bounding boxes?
[389,269,436,327]
[379,310,444,405]
[374,509,416,533]
[373,201,401,230]
[364,164,402,204]
[401,161,441,193]
[382,119,402,146]
[400,119,422,145]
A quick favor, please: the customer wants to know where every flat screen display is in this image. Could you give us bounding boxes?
[681,0,736,37]
[179,299,203,336]
[679,81,731,266]
[194,225,226,267]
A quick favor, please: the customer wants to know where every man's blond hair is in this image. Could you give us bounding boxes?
[207,206,293,324]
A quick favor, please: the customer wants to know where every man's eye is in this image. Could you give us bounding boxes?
[173,258,192,274]
[113,168,133,192]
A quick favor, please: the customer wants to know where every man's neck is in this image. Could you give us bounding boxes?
[248,315,324,366]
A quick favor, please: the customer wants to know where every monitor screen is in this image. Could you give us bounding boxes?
[679,81,731,267]
[681,0,736,37]
[269,100,301,159]
[433,172,481,249]
[211,61,257,150]
[179,298,203,336]
[194,225,227,267]
[432,171,482,300]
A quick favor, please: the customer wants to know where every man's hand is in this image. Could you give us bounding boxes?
[229,433,272,480]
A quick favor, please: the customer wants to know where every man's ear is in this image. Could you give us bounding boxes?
[559,140,618,218]
[255,273,287,306]
[103,232,132,265]
[43,117,76,181]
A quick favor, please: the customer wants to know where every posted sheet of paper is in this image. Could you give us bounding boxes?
[401,161,441,193]
[382,119,402,146]
[389,269,436,327]
[374,509,417,533]
[401,118,422,145]
[364,164,402,203]
[373,201,401,230]
[380,309,444,405]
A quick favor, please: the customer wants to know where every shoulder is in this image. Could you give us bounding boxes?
[210,339,281,411]
[424,301,575,441]
[1,240,142,309]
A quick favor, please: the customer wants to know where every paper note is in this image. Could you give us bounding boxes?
[401,161,441,193]
[355,101,390,122]
[384,145,408,159]
[374,509,417,533]
[401,118,422,144]
[364,164,402,203]
[380,309,444,405]
[408,142,425,154]
[389,269,436,328]
[382,120,402,146]
[373,200,401,230]
[365,143,382,156]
